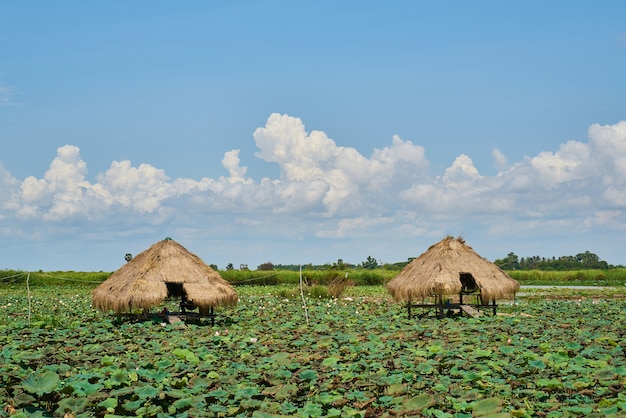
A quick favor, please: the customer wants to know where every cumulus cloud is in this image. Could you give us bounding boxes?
[1,114,626,250]
[492,148,508,170]
[253,113,428,215]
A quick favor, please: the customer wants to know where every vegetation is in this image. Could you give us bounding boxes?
[508,269,626,286]
[3,266,626,288]
[495,251,618,270]
[0,285,625,416]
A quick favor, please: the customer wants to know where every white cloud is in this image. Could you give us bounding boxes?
[252,113,428,215]
[492,148,508,170]
[442,154,481,188]
[528,140,595,187]
[2,114,626,266]
[221,150,252,184]
[589,120,626,187]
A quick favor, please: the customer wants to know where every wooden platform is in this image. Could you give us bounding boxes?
[459,304,481,318]
[406,301,497,319]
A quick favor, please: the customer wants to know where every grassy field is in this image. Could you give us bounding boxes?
[1,284,625,417]
[3,267,626,288]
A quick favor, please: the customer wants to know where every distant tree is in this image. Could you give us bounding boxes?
[576,251,607,269]
[257,262,275,271]
[498,250,609,270]
[226,263,234,271]
[332,259,347,270]
[209,264,218,270]
[124,253,132,263]
[362,256,379,269]
[240,264,249,271]
[495,252,519,269]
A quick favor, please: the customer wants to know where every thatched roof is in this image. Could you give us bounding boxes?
[386,236,519,303]
[92,238,237,313]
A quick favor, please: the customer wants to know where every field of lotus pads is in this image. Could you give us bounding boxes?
[0,285,625,417]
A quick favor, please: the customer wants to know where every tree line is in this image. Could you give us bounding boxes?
[222,251,619,272]
[494,251,618,270]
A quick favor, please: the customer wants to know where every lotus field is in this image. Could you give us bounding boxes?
[0,285,625,417]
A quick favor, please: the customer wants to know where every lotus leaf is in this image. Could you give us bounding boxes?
[403,393,435,411]
[108,370,131,387]
[21,371,60,396]
[55,397,89,415]
[134,383,159,399]
[100,355,117,366]
[300,403,323,417]
[97,397,118,412]
[275,384,298,400]
[2,285,626,415]
[12,392,36,407]
[471,397,502,416]
[299,369,319,381]
[65,377,102,396]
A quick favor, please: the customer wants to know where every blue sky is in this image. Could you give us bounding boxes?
[1,1,626,271]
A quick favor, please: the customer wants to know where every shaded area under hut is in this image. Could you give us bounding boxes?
[386,236,520,318]
[91,238,237,325]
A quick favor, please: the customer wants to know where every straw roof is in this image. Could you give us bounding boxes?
[386,236,520,303]
[92,238,237,313]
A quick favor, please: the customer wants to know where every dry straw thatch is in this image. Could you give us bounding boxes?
[92,238,237,314]
[387,236,520,303]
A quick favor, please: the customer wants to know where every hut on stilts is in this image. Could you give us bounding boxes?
[91,238,237,324]
[386,236,519,318]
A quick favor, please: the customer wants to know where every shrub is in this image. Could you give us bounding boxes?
[327,275,354,299]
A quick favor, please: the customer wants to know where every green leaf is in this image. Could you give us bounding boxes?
[535,378,563,389]
[109,369,130,386]
[404,393,435,411]
[101,355,117,366]
[172,397,196,409]
[134,384,159,399]
[12,392,36,407]
[300,403,323,417]
[528,359,546,369]
[21,371,60,396]
[173,348,200,364]
[428,409,454,418]
[499,346,516,354]
[67,378,102,396]
[473,348,493,358]
[275,384,298,400]
[98,397,118,412]
[298,369,319,380]
[321,356,340,369]
[471,397,502,416]
[56,397,89,415]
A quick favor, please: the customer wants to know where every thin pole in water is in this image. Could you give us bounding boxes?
[27,272,31,327]
[299,265,309,326]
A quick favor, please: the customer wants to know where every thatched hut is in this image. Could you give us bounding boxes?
[92,238,237,315]
[386,236,519,317]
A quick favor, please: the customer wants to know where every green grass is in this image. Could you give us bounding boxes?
[3,267,626,288]
[507,268,626,286]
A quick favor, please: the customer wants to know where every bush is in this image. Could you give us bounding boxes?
[307,285,330,299]
[327,275,354,298]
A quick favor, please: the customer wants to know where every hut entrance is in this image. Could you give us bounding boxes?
[166,282,184,298]
[459,273,482,308]
[165,282,197,313]
[459,273,478,293]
